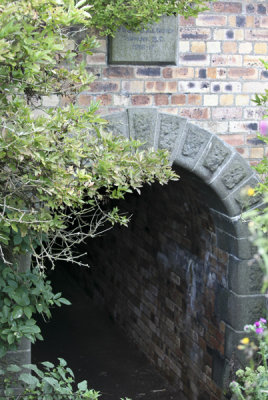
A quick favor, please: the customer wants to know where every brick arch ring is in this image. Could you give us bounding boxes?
[104,107,266,384]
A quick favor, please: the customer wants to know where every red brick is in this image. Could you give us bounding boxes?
[171,95,186,105]
[96,94,112,106]
[244,56,268,67]
[213,2,242,13]
[122,81,144,93]
[260,16,268,28]
[220,134,245,146]
[211,55,242,67]
[196,15,227,27]
[135,67,161,77]
[145,81,177,93]
[180,108,209,119]
[245,29,268,40]
[188,94,202,105]
[103,67,134,79]
[154,94,169,106]
[236,147,247,156]
[163,67,194,79]
[207,68,217,79]
[86,53,106,65]
[131,95,152,106]
[89,81,119,93]
[162,68,173,79]
[77,94,93,106]
[180,28,211,40]
[61,95,75,106]
[223,42,237,54]
[213,107,242,120]
[179,16,196,26]
[228,68,258,79]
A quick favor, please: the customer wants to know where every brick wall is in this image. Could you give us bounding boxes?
[74,170,232,400]
[57,0,268,164]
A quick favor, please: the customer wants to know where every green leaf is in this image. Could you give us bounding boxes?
[58,297,71,305]
[58,358,67,367]
[41,361,54,369]
[7,364,21,373]
[78,380,88,391]
[0,344,7,358]
[13,234,22,245]
[24,306,33,319]
[12,306,23,319]
[7,333,15,345]
[43,376,60,387]
[19,373,39,387]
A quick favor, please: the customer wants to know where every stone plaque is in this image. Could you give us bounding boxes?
[109,16,178,65]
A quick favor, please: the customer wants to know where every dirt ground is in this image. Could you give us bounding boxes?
[32,266,181,400]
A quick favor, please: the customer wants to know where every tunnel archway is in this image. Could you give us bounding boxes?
[31,108,265,400]
[77,108,265,399]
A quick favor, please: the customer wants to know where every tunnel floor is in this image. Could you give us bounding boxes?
[32,265,180,400]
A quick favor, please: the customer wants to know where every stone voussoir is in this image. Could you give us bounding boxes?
[156,113,187,161]
[173,122,212,172]
[216,288,266,331]
[104,111,129,138]
[228,255,264,295]
[127,107,158,148]
[193,136,234,184]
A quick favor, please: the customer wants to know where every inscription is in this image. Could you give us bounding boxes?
[109,16,178,65]
[203,142,229,172]
[221,162,247,189]
[117,26,173,52]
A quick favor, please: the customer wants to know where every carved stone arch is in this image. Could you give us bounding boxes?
[104,107,265,388]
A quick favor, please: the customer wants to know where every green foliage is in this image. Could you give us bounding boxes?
[0,261,70,357]
[0,0,98,99]
[89,0,213,36]
[0,0,177,266]
[229,320,268,400]
[0,99,175,266]
[0,358,100,399]
[230,59,268,400]
[246,60,268,292]
[245,198,268,292]
[0,0,178,356]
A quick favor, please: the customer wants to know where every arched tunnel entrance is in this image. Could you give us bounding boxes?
[32,109,265,400]
[76,166,230,400]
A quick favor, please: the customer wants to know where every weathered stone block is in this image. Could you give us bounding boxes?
[104,111,129,138]
[216,287,266,331]
[128,108,157,148]
[109,16,178,65]
[224,325,248,366]
[228,256,264,295]
[223,176,263,217]
[216,228,256,259]
[173,123,211,171]
[193,136,233,183]
[210,153,253,201]
[212,352,230,389]
[156,114,187,161]
[210,209,250,238]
